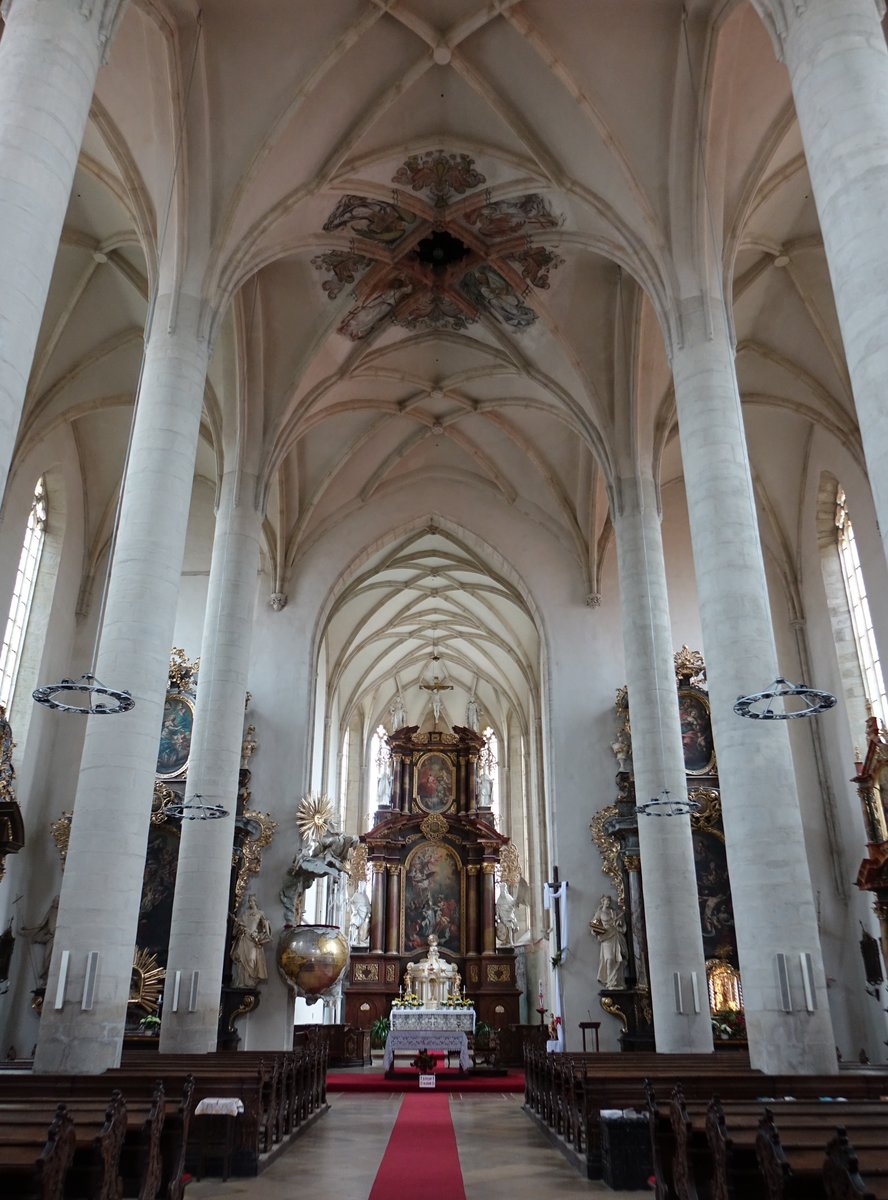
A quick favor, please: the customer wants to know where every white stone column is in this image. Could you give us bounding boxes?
[34,292,209,1074]
[754,0,888,564]
[612,472,713,1053]
[672,294,837,1074]
[0,0,126,500]
[161,469,262,1053]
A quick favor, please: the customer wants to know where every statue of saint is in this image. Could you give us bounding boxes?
[590,894,628,990]
[230,895,272,988]
[466,695,480,732]
[22,896,59,987]
[348,881,371,946]
[477,773,493,807]
[495,883,519,946]
[376,759,392,805]
[390,694,407,731]
[280,827,359,926]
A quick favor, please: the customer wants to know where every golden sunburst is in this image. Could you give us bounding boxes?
[296,792,335,847]
[128,947,165,1014]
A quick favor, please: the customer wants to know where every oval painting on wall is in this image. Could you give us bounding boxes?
[678,689,715,775]
[156,693,194,779]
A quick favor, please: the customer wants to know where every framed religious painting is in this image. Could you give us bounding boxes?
[678,687,716,776]
[414,750,455,814]
[402,841,463,954]
[155,691,195,780]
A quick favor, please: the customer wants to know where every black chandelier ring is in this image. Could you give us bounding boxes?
[734,678,837,721]
[165,793,229,821]
[32,674,134,715]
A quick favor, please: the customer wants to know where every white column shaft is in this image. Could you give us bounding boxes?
[673,296,836,1074]
[0,0,115,498]
[161,469,261,1053]
[34,294,208,1074]
[613,473,712,1053]
[780,0,888,563]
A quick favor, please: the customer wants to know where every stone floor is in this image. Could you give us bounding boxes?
[186,1091,652,1199]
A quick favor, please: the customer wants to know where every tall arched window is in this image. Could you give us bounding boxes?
[835,484,888,727]
[0,478,47,709]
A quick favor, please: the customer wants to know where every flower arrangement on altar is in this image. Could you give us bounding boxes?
[547,1012,562,1040]
[711,1009,746,1041]
[441,992,474,1009]
[392,991,423,1009]
[411,1048,437,1073]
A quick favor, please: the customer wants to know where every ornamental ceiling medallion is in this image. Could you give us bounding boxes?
[312,150,564,340]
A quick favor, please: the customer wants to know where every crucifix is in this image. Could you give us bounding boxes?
[419,654,453,727]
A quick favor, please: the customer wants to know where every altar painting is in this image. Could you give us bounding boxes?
[678,689,715,775]
[403,841,461,953]
[414,751,455,814]
[156,693,194,779]
[136,824,180,967]
[692,829,736,962]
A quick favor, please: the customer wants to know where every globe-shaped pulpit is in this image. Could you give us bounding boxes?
[277,924,349,1002]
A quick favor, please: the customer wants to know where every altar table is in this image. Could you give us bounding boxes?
[390,1009,475,1032]
[383,1029,471,1071]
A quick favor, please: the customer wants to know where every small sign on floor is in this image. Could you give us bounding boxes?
[419,1074,436,1089]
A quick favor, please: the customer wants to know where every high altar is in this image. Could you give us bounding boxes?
[344,726,522,1028]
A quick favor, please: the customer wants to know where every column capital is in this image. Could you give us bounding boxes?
[749,0,885,61]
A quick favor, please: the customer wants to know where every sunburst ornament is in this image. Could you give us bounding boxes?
[128,948,165,1014]
[296,792,335,849]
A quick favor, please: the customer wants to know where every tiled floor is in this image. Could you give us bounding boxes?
[186,1091,652,1199]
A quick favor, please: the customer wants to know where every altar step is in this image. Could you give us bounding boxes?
[327,1068,525,1093]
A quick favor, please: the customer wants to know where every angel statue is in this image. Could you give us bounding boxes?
[348,881,371,946]
[495,883,520,946]
[280,801,360,926]
[590,894,628,990]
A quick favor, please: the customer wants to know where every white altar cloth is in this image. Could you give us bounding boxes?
[383,1029,470,1071]
[390,1009,475,1032]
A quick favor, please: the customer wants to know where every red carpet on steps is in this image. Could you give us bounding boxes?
[369,1092,466,1200]
[327,1068,524,1093]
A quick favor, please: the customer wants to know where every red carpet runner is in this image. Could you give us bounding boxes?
[369,1093,466,1200]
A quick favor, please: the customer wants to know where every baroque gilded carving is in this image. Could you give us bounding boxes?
[600,994,629,1031]
[419,813,449,841]
[167,647,199,693]
[590,804,625,909]
[234,809,278,910]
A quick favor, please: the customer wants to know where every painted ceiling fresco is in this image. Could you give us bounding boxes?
[312,151,564,340]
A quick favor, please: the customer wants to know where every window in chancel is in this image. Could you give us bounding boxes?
[0,477,47,709]
[835,484,888,727]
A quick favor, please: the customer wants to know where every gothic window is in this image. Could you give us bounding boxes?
[0,478,47,709]
[835,484,888,727]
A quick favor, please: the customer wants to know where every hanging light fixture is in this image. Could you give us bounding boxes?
[733,678,836,721]
[31,674,134,715]
[636,787,701,818]
[164,793,228,821]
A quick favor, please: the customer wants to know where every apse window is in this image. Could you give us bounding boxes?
[0,477,47,709]
[835,484,888,727]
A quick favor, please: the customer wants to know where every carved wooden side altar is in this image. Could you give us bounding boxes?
[852,713,888,978]
[344,726,522,1028]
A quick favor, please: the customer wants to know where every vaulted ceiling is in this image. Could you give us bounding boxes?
[9,0,872,734]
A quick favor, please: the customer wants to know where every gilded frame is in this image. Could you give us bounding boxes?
[413,750,456,814]
[677,687,716,776]
[155,691,195,780]
[400,839,465,955]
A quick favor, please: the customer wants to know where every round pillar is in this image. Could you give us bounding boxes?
[34,292,209,1074]
[0,0,125,500]
[385,863,401,955]
[612,473,711,1052]
[369,860,386,954]
[672,295,837,1074]
[160,470,262,1053]
[466,864,480,956]
[481,862,496,954]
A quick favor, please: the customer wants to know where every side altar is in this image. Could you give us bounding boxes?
[344,726,522,1029]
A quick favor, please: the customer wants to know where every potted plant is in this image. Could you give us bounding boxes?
[411,1047,437,1073]
[137,1013,161,1036]
[370,1015,390,1049]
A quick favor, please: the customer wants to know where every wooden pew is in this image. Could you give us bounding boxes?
[0,1105,76,1200]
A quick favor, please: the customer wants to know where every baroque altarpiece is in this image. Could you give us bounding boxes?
[49,650,276,1043]
[591,647,742,1049]
[344,724,522,1028]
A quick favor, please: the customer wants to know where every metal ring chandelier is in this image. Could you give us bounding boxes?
[733,678,837,721]
[636,788,701,818]
[32,674,134,715]
[164,793,228,821]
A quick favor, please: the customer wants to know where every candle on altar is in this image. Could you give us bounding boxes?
[538,979,544,1007]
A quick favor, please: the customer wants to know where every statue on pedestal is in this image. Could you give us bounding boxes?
[230,895,272,988]
[495,883,519,946]
[390,694,407,731]
[466,695,480,732]
[348,881,371,946]
[590,894,628,989]
[21,896,59,987]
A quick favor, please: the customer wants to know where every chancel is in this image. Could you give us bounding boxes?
[1,0,888,1195]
